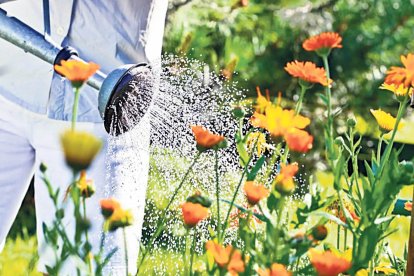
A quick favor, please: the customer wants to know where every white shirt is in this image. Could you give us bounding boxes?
[0,0,168,122]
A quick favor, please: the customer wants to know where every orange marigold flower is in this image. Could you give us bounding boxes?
[258,263,291,276]
[280,162,299,178]
[405,201,412,212]
[100,198,121,218]
[285,61,332,86]
[191,125,226,151]
[101,198,133,232]
[243,181,269,205]
[54,60,100,88]
[206,241,245,274]
[181,202,209,227]
[303,32,343,52]
[274,163,299,195]
[285,128,313,153]
[77,170,95,198]
[250,105,310,137]
[309,249,352,276]
[385,53,414,88]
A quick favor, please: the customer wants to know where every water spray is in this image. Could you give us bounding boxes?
[0,8,154,136]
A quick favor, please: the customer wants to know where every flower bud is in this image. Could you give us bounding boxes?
[334,136,345,146]
[311,225,328,241]
[347,118,357,128]
[40,163,48,173]
[232,106,246,119]
[186,192,212,208]
[100,198,121,219]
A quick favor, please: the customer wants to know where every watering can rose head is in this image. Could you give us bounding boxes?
[60,130,102,171]
[54,60,100,89]
[191,125,227,152]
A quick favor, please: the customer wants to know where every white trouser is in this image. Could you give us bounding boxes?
[0,94,150,275]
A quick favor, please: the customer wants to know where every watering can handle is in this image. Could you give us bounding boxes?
[42,0,51,38]
[0,8,106,90]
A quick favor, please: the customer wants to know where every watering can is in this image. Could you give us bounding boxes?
[0,8,154,136]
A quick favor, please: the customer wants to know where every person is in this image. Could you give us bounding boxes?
[0,0,168,274]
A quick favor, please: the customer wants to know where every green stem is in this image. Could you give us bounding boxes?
[215,150,222,241]
[189,230,196,276]
[337,224,341,250]
[376,133,384,164]
[295,84,307,115]
[82,197,93,275]
[375,98,408,183]
[183,229,189,275]
[273,197,285,261]
[344,228,348,251]
[322,55,335,164]
[72,87,81,131]
[222,154,254,236]
[137,153,201,272]
[123,228,128,276]
[322,55,332,133]
[281,86,307,165]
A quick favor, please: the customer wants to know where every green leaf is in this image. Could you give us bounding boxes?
[247,155,266,181]
[221,199,270,222]
[311,212,348,228]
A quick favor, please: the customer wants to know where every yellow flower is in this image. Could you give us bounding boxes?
[255,87,272,113]
[380,82,413,97]
[107,208,134,232]
[54,60,100,88]
[251,105,310,137]
[370,109,402,132]
[60,130,102,171]
[246,132,266,156]
[77,170,95,198]
[374,263,398,275]
[100,198,133,231]
[356,264,397,276]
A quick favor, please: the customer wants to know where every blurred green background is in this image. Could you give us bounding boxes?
[2,0,414,274]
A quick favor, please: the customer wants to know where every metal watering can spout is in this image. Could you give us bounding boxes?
[0,8,154,136]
